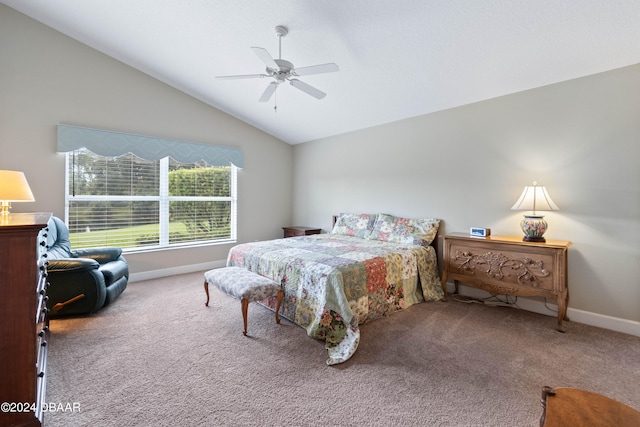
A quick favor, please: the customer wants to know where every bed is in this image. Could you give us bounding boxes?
[226,213,445,365]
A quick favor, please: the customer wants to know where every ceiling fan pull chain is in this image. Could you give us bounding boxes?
[274,88,278,113]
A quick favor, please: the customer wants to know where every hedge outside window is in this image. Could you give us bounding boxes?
[66,148,237,251]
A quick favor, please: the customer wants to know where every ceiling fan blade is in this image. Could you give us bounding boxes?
[251,47,279,70]
[289,79,326,99]
[216,73,268,80]
[258,82,278,102]
[293,63,339,76]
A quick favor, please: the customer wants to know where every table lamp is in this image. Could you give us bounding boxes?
[0,170,35,215]
[511,181,559,242]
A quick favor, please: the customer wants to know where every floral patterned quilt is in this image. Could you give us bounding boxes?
[227,234,444,365]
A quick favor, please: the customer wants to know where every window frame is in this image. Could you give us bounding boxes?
[64,151,238,253]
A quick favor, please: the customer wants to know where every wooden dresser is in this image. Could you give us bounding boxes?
[442,233,572,332]
[0,212,51,427]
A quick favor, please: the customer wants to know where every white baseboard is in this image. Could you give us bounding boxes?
[449,283,640,338]
[129,259,226,283]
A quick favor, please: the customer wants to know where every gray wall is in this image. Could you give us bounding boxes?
[0,5,293,276]
[292,64,640,324]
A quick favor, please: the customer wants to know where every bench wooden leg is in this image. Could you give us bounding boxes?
[241,298,249,336]
[275,290,283,324]
[204,281,210,307]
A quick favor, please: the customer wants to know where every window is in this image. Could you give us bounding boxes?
[65,148,237,251]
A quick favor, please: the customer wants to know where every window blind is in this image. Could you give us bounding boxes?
[66,150,236,250]
[61,125,239,251]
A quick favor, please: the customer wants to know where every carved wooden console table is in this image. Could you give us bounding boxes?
[442,233,572,331]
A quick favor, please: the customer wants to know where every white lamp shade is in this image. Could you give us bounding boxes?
[0,170,35,202]
[511,182,559,214]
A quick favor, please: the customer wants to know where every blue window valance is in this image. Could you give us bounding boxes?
[57,124,243,168]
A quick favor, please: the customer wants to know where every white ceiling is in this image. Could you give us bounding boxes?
[3,1,640,145]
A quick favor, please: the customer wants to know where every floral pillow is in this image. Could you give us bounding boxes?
[330,213,378,238]
[367,213,440,246]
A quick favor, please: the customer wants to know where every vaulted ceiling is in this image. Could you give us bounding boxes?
[3,0,639,144]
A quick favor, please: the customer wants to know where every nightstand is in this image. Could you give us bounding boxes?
[442,233,572,332]
[282,226,321,238]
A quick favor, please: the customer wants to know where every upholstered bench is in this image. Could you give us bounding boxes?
[204,267,283,336]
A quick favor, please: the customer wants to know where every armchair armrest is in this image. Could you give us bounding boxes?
[45,257,107,316]
[46,257,100,273]
[71,247,123,264]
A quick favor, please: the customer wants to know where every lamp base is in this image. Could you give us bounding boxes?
[523,236,546,243]
[0,201,10,216]
[520,215,548,243]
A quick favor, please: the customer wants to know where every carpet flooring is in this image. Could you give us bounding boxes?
[44,271,640,426]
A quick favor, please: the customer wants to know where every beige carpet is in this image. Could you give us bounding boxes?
[44,271,640,426]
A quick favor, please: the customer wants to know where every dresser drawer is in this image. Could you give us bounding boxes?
[284,228,302,238]
[447,241,558,293]
[282,227,321,238]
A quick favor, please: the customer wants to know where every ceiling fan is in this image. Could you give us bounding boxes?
[216,25,339,103]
